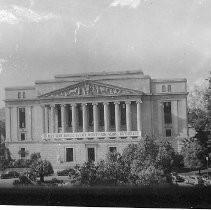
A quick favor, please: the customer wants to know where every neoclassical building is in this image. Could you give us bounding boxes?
[4,70,188,169]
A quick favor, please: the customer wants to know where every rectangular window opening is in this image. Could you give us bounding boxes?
[20,148,25,158]
[87,148,95,162]
[66,148,73,162]
[166,129,172,137]
[18,92,21,99]
[109,147,117,153]
[19,108,26,128]
[20,133,25,141]
[164,102,172,124]
[167,85,171,92]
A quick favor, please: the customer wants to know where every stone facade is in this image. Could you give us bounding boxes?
[4,70,188,170]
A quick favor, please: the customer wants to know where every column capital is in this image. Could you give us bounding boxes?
[103,102,109,106]
[92,102,98,106]
[125,101,131,105]
[136,100,142,104]
[50,104,56,108]
[71,103,77,107]
[114,101,120,105]
[81,103,87,106]
[60,104,66,107]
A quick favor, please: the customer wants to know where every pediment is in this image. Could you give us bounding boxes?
[39,80,143,98]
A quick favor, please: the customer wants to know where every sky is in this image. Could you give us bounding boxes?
[0,0,211,107]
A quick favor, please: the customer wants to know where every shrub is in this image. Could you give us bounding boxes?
[30,153,41,162]
[57,168,75,176]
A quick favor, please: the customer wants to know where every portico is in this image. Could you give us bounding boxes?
[42,100,142,139]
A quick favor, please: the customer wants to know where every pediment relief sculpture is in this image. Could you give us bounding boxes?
[40,81,142,98]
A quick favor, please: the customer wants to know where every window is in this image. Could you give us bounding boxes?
[19,108,26,128]
[18,92,21,99]
[20,148,26,159]
[66,148,73,162]
[163,102,172,124]
[167,85,171,92]
[166,129,172,137]
[162,85,166,92]
[87,148,95,162]
[23,92,26,98]
[109,147,117,153]
[20,133,26,141]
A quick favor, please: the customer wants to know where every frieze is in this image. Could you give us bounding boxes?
[40,81,141,98]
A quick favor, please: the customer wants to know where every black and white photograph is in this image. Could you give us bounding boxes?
[0,0,211,208]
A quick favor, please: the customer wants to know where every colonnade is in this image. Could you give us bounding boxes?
[43,101,142,134]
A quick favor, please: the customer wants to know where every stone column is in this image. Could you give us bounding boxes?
[126,101,132,131]
[5,107,11,141]
[136,101,142,132]
[61,104,66,133]
[82,103,88,132]
[114,102,120,132]
[103,102,109,132]
[44,105,49,133]
[54,105,58,133]
[93,103,99,132]
[71,103,77,132]
[50,104,55,133]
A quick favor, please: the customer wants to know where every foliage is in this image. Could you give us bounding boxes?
[135,165,166,186]
[30,159,54,182]
[181,138,205,173]
[30,153,41,162]
[57,168,75,176]
[69,136,179,186]
[155,141,175,172]
[187,81,209,123]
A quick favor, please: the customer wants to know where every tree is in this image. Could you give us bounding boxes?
[187,80,210,161]
[69,136,178,186]
[30,159,54,182]
[155,141,175,173]
[181,138,205,174]
[188,80,209,124]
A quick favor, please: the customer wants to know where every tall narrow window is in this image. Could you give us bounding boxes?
[66,148,73,162]
[19,108,26,128]
[162,85,166,92]
[87,148,95,162]
[164,102,172,124]
[167,85,171,92]
[18,92,21,99]
[20,133,26,141]
[20,148,25,159]
[22,92,26,98]
[166,129,172,137]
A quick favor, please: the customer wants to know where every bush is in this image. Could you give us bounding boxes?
[57,168,75,176]
[30,153,41,162]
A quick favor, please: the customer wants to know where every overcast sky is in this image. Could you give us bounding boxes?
[0,0,211,107]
